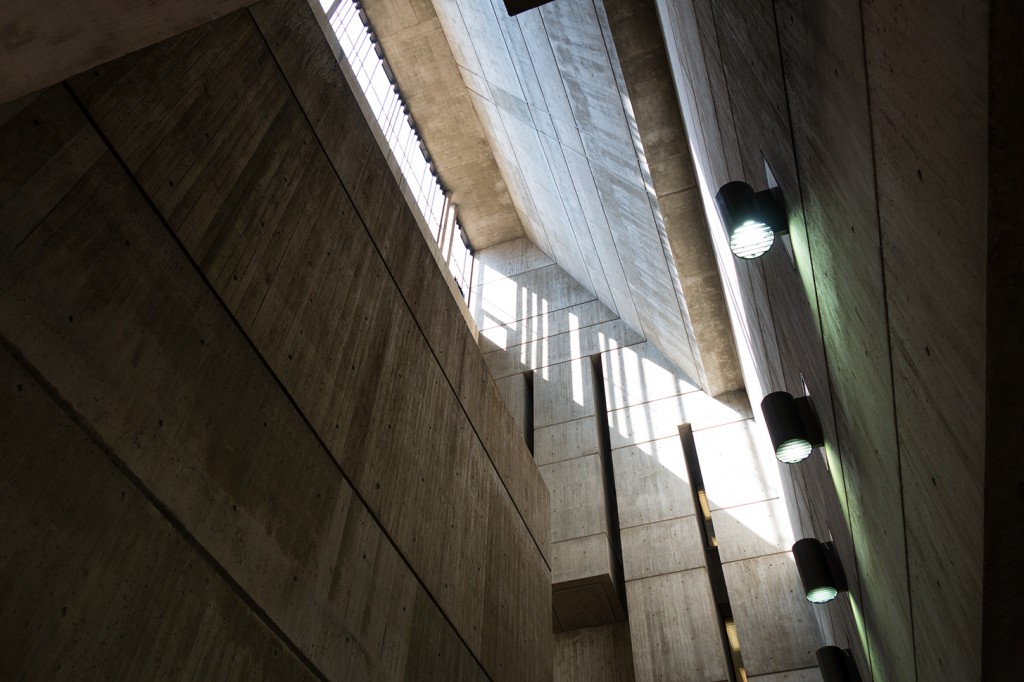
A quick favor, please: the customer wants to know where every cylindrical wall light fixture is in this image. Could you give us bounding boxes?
[816,646,862,682]
[760,391,824,463]
[793,538,847,603]
[714,181,788,260]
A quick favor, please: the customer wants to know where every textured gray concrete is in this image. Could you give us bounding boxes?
[0,349,323,680]
[0,4,552,678]
[471,243,627,633]
[554,623,636,682]
[366,0,749,400]
[601,0,743,398]
[473,213,819,678]
[612,436,695,528]
[1,0,996,678]
[626,568,728,682]
[356,0,525,250]
[655,0,986,677]
[721,555,818,677]
[0,0,258,103]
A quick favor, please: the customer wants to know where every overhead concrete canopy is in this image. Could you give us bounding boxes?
[360,0,744,398]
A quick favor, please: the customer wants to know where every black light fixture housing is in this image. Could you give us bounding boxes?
[760,391,823,463]
[793,538,848,604]
[714,181,788,259]
[816,646,862,682]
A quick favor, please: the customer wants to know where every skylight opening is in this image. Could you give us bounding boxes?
[320,0,474,304]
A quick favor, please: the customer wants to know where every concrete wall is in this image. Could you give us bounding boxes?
[553,623,636,682]
[0,1,551,679]
[654,0,986,680]
[0,0,261,103]
[474,237,821,681]
[473,239,632,633]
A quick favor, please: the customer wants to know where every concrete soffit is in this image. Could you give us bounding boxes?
[360,0,743,398]
[599,0,744,398]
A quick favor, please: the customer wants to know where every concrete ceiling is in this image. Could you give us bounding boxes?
[362,0,744,397]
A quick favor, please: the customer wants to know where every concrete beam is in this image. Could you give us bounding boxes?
[601,0,744,398]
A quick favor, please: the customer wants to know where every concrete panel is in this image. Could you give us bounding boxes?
[772,3,917,679]
[81,0,552,579]
[2,16,553,678]
[693,421,781,511]
[252,1,476,330]
[612,436,694,528]
[514,5,584,152]
[552,533,615,585]
[481,475,556,680]
[484,317,643,379]
[602,341,700,412]
[0,352,319,680]
[497,113,595,296]
[553,575,624,632]
[477,298,620,355]
[477,295,617,336]
[559,142,642,329]
[0,148,489,681]
[535,416,599,467]
[554,622,636,682]
[0,0,258,104]
[620,517,704,581]
[535,358,596,428]
[424,0,722,399]
[0,88,107,239]
[496,373,529,439]
[473,236,554,285]
[535,133,616,308]
[602,0,743,397]
[551,532,625,631]
[712,498,795,564]
[722,554,819,677]
[587,161,701,378]
[473,370,553,567]
[607,392,745,449]
[626,568,729,682]
[861,0,986,678]
[540,454,608,543]
[542,0,634,179]
[474,262,598,329]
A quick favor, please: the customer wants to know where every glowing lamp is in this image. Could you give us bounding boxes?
[714,181,788,260]
[793,538,847,604]
[760,391,824,463]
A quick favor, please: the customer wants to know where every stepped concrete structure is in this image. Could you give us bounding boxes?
[0,0,1013,680]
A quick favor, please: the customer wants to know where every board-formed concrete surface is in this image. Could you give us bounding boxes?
[655,0,986,677]
[360,0,747,400]
[0,0,259,103]
[471,243,627,633]
[554,622,637,682]
[0,3,552,678]
[474,235,821,679]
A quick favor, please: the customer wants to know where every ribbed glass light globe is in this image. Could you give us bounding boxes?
[776,438,812,463]
[729,220,774,259]
[807,586,839,604]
